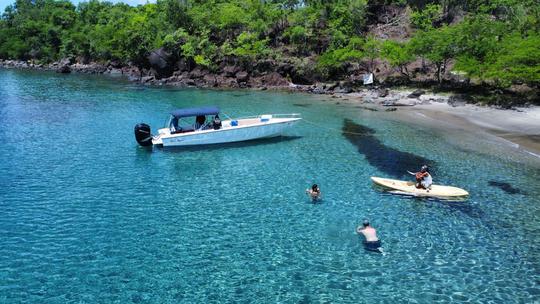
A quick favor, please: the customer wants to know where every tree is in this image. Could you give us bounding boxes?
[410,4,442,31]
[410,26,458,83]
[381,40,413,78]
[483,34,540,86]
[362,36,381,73]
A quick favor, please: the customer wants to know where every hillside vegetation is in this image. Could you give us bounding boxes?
[0,0,539,93]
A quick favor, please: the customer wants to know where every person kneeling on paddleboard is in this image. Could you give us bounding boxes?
[415,165,432,190]
[356,220,382,253]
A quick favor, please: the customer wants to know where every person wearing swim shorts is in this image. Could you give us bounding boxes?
[356,219,382,253]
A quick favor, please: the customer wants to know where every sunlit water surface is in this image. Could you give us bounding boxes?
[1,70,539,303]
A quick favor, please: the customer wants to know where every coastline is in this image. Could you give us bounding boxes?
[336,89,540,159]
[2,63,538,158]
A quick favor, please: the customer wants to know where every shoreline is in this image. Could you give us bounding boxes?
[336,89,540,159]
[2,63,539,158]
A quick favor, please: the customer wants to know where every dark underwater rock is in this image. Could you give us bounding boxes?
[488,181,526,195]
[342,119,434,178]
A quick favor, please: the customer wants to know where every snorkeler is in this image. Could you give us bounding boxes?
[306,184,321,201]
[356,220,383,253]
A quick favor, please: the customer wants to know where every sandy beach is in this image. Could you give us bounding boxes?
[339,89,540,159]
[398,103,540,155]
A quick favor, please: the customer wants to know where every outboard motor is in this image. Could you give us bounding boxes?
[134,123,153,147]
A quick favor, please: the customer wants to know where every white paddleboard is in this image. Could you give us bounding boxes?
[371,177,469,199]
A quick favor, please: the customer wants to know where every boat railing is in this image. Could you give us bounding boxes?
[234,113,302,120]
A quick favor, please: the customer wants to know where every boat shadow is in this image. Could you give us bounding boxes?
[156,135,303,152]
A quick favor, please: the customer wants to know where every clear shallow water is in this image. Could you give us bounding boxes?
[0,69,539,303]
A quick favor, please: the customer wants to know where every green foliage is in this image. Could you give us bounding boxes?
[410,4,442,30]
[231,31,270,60]
[381,40,413,76]
[285,25,307,46]
[409,26,459,82]
[456,33,540,86]
[0,0,538,89]
[176,30,218,68]
[485,34,540,85]
[316,36,368,78]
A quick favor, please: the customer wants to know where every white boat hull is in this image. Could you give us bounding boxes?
[153,117,301,147]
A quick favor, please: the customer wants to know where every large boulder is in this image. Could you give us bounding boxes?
[147,48,175,79]
[261,72,289,87]
[55,57,73,74]
[447,94,468,107]
[56,65,71,74]
[203,74,217,87]
[408,89,425,98]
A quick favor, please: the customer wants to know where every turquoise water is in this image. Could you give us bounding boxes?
[1,69,539,303]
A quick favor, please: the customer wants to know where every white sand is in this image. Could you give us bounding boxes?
[339,90,540,158]
[395,103,540,155]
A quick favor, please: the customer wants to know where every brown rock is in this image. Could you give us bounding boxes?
[203,74,217,87]
[408,89,425,98]
[56,65,71,74]
[262,72,289,87]
[141,76,155,83]
[189,68,205,79]
[223,65,240,77]
[236,71,249,82]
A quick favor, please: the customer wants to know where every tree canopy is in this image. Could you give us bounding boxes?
[0,0,538,87]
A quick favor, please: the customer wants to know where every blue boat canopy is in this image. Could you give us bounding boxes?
[171,106,220,118]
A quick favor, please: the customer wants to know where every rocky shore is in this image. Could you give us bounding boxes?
[1,58,538,108]
[2,58,539,157]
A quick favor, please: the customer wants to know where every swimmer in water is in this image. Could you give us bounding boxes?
[306,184,321,202]
[356,219,383,253]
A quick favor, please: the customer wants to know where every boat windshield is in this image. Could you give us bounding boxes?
[167,114,217,133]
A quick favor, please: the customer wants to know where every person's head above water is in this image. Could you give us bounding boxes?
[312,184,319,192]
[421,165,429,172]
[363,219,370,227]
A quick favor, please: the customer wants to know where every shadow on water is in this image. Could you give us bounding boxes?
[156,135,303,153]
[488,180,527,195]
[377,189,485,219]
[342,119,434,178]
[293,103,311,108]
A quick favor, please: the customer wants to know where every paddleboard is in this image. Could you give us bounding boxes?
[371,177,469,199]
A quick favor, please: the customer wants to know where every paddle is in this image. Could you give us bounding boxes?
[407,170,416,176]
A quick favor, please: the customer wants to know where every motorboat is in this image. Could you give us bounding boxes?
[134,106,301,147]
